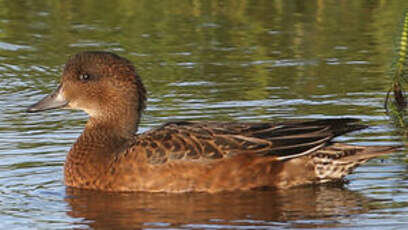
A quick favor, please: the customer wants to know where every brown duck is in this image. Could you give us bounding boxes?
[27,51,399,192]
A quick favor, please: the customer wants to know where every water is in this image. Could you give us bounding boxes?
[1,0,408,229]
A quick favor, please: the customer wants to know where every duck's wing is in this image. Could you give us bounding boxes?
[132,118,366,164]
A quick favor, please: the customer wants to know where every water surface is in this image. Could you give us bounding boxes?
[1,0,408,229]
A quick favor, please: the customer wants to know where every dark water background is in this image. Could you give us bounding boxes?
[1,0,408,229]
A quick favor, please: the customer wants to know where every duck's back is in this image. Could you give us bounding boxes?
[131,118,364,164]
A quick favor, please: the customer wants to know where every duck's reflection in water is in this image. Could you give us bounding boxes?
[65,184,378,229]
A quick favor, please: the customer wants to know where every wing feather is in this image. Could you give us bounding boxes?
[131,118,365,164]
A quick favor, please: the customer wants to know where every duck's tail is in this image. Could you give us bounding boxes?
[311,143,400,183]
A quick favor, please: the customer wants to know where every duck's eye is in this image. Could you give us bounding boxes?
[79,73,91,81]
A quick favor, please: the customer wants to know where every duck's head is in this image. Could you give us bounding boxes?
[28,51,146,135]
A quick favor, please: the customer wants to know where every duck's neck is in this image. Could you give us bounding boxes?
[89,100,143,137]
[64,116,138,188]
[88,114,140,138]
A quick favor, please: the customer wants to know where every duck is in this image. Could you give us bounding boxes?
[27,51,399,193]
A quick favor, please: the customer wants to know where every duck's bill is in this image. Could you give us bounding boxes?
[27,85,68,112]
